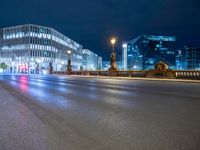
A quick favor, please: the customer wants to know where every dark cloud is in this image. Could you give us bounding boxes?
[0,0,199,60]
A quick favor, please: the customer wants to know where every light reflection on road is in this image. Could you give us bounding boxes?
[8,76,72,109]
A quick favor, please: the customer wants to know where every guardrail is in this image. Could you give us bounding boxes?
[174,70,200,80]
[53,71,146,77]
[53,70,200,80]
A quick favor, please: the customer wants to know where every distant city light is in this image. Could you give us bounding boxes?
[133,65,137,69]
[37,59,42,63]
[42,70,48,75]
[123,43,127,48]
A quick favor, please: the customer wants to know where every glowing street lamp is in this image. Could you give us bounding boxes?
[67,50,71,54]
[67,50,72,74]
[109,37,118,71]
[111,38,116,44]
[111,38,116,53]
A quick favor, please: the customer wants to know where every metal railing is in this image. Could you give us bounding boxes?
[53,70,200,80]
[53,70,146,77]
[174,70,200,80]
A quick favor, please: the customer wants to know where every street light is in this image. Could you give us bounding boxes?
[67,50,71,55]
[67,50,72,74]
[111,38,116,53]
[109,37,118,71]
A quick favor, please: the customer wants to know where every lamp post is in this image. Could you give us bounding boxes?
[111,38,116,53]
[109,37,118,71]
[67,50,72,74]
[49,61,53,74]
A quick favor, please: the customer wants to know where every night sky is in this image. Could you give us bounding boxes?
[0,0,200,60]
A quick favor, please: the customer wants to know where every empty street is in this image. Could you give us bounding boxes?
[0,75,200,150]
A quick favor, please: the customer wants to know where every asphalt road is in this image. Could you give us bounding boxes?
[0,75,200,150]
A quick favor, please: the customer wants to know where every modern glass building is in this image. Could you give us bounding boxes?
[122,35,176,70]
[0,24,83,74]
[122,43,128,70]
[176,49,186,70]
[185,46,200,70]
[82,49,99,70]
[97,56,102,70]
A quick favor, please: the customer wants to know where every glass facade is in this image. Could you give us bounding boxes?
[122,43,127,70]
[176,49,186,70]
[185,46,200,70]
[122,35,176,70]
[0,24,83,74]
[82,49,99,70]
[97,56,102,70]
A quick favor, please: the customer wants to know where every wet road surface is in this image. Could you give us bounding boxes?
[0,75,200,150]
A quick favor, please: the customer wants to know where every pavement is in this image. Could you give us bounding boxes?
[0,75,200,150]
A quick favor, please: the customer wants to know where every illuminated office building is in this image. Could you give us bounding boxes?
[82,49,99,70]
[122,35,176,70]
[122,42,128,70]
[185,46,200,70]
[0,24,83,74]
[176,49,186,70]
[97,56,102,70]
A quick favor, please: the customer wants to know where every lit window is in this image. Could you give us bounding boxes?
[19,33,23,38]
